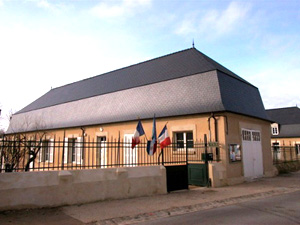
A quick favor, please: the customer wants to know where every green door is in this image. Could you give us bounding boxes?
[188,164,207,186]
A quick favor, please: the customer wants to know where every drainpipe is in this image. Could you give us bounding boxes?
[208,113,219,161]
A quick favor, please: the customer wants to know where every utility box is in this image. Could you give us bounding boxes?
[201,153,213,161]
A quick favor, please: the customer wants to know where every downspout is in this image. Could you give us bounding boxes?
[208,113,219,161]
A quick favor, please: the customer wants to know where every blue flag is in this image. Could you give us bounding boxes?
[147,116,157,155]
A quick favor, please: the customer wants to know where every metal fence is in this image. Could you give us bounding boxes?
[0,136,219,173]
[272,145,300,164]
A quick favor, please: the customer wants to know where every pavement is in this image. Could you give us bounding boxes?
[0,171,300,225]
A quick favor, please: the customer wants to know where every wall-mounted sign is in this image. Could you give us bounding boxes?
[229,144,241,162]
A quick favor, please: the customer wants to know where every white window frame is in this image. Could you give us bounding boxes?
[64,137,82,164]
[272,141,281,160]
[96,136,107,168]
[39,139,54,163]
[271,123,279,136]
[124,134,137,167]
[174,131,194,152]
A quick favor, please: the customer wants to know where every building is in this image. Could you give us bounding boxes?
[7,48,275,186]
[266,106,300,161]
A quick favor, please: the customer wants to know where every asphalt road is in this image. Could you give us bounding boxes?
[140,190,300,225]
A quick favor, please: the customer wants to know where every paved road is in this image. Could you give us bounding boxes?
[140,190,300,225]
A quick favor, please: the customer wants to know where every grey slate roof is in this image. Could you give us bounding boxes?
[17,48,250,114]
[8,48,269,133]
[266,107,300,138]
[266,107,300,125]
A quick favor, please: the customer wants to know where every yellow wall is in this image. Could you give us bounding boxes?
[13,112,274,182]
[271,137,300,146]
[224,112,273,180]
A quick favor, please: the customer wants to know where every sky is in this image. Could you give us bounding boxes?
[0,0,300,130]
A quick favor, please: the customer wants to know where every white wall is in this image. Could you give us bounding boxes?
[0,166,167,211]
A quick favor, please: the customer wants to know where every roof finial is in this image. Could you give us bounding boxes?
[192,39,195,48]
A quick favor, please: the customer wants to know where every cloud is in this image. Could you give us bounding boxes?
[0,0,3,7]
[0,22,146,118]
[175,1,251,38]
[36,0,51,9]
[30,0,69,13]
[90,0,151,19]
[246,66,300,109]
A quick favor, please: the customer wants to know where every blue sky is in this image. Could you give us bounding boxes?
[0,0,300,130]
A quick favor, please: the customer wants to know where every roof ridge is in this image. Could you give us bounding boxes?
[266,106,299,111]
[192,48,251,85]
[51,48,194,91]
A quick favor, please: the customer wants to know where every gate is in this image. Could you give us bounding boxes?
[162,135,218,192]
[165,165,188,192]
[188,164,207,186]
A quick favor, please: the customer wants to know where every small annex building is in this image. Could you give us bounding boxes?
[7,48,276,186]
[266,106,300,157]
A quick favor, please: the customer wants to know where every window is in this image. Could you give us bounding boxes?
[242,130,251,141]
[41,140,50,162]
[64,137,82,164]
[96,136,107,166]
[252,132,261,141]
[272,127,278,135]
[68,138,76,163]
[175,131,194,150]
[271,123,279,135]
[295,144,300,155]
[272,142,281,160]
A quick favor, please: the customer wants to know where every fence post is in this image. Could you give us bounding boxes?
[161,148,164,166]
[289,143,292,162]
[0,136,4,173]
[204,134,210,187]
[185,139,188,165]
[62,131,65,170]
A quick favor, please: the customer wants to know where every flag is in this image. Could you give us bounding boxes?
[147,116,157,155]
[158,125,171,149]
[132,121,145,149]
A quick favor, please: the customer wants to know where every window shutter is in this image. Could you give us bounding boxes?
[100,141,107,167]
[49,139,54,163]
[76,137,82,165]
[38,142,42,162]
[64,138,68,164]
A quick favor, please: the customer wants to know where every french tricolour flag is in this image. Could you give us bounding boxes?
[132,121,145,149]
[158,125,171,149]
[147,116,157,155]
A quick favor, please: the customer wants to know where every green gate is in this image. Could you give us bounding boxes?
[188,164,208,186]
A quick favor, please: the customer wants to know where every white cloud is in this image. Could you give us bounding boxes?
[246,66,300,109]
[176,17,196,35]
[36,0,51,9]
[90,0,151,19]
[176,1,251,38]
[29,0,69,13]
[0,0,3,7]
[0,20,149,123]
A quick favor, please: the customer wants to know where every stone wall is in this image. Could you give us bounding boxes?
[0,166,167,211]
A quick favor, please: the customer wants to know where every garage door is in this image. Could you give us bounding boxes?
[241,129,263,179]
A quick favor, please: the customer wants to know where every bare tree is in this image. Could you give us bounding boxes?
[1,114,48,172]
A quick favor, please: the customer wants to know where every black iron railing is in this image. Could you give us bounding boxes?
[0,137,219,173]
[272,145,300,164]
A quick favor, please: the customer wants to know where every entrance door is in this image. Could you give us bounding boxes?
[241,129,263,179]
[124,134,137,166]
